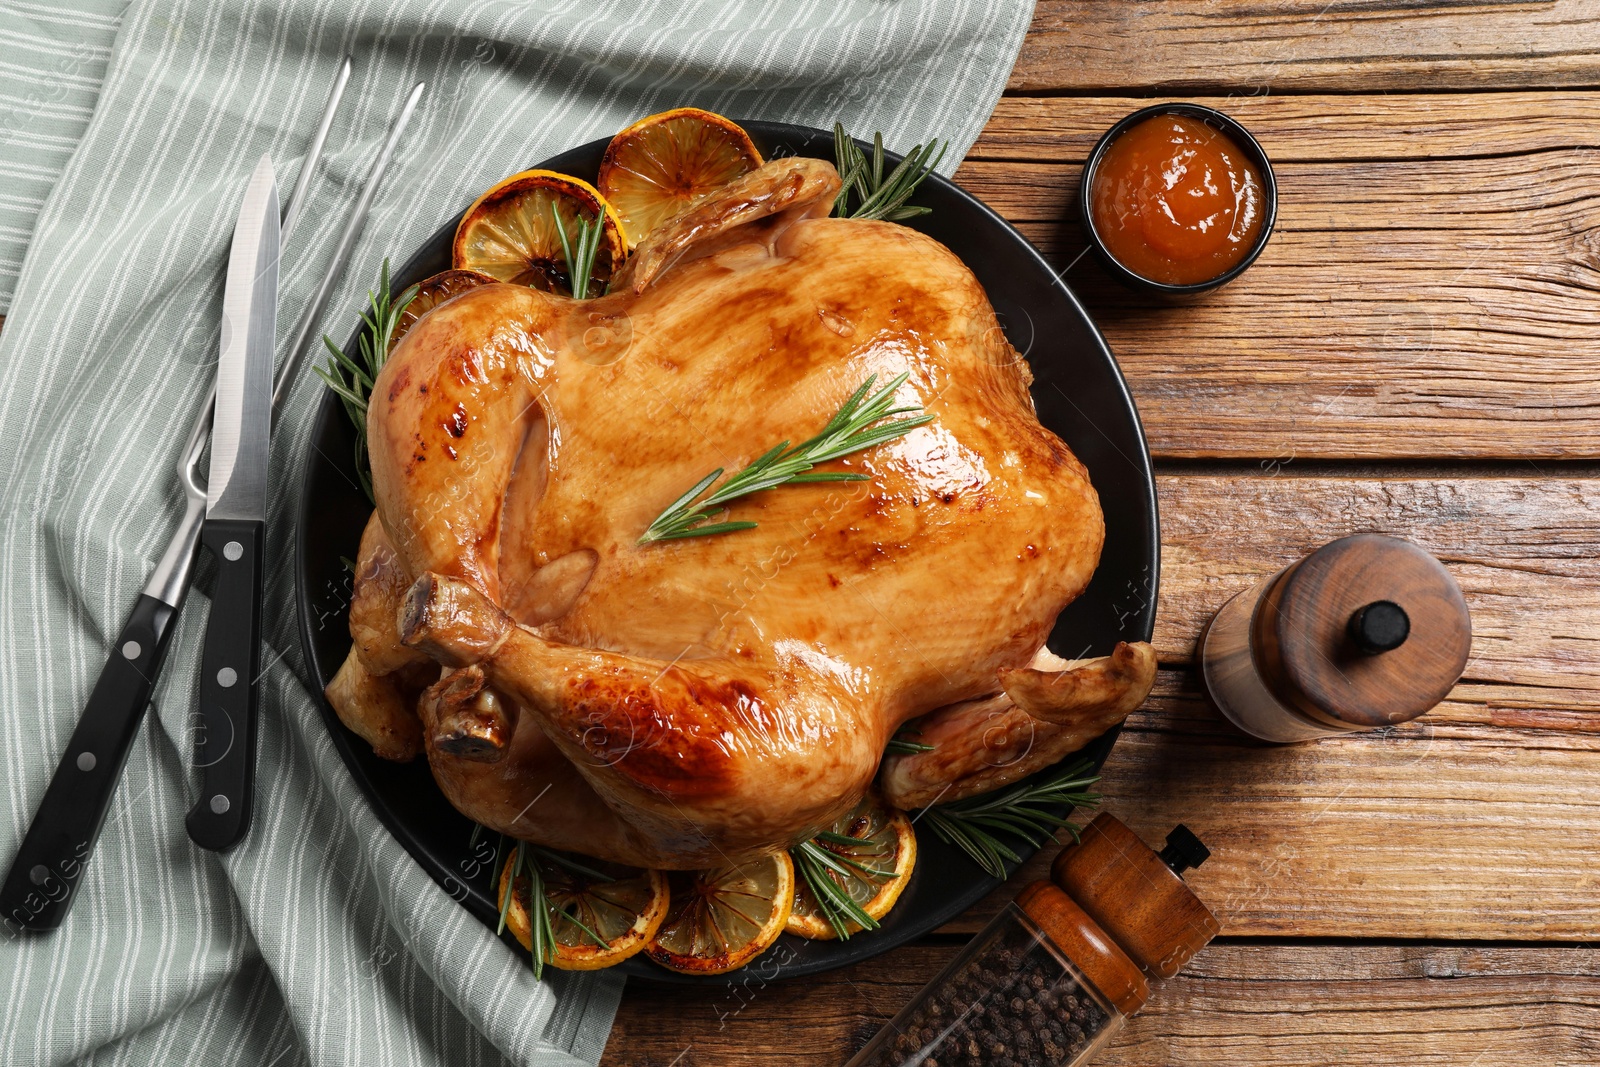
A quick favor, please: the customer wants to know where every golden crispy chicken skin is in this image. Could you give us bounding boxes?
[365,157,1146,866]
[325,649,425,762]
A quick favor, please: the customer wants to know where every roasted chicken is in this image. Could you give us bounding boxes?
[329,156,1155,868]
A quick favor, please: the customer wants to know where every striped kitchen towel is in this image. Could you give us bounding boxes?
[0,0,125,314]
[0,2,1035,1065]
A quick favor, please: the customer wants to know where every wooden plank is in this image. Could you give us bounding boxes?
[602,943,1600,1065]
[1114,944,1600,1067]
[1150,471,1600,688]
[939,675,1600,939]
[953,91,1600,460]
[1010,1,1600,94]
[953,93,1600,459]
[1095,672,1600,940]
[973,93,1600,163]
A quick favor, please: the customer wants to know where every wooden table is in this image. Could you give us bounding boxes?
[601,3,1600,1063]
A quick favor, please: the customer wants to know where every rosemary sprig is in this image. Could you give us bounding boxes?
[885,726,934,756]
[314,259,417,502]
[791,839,884,940]
[919,758,1103,879]
[496,840,553,978]
[552,202,605,299]
[639,371,934,544]
[832,124,947,222]
[490,834,615,980]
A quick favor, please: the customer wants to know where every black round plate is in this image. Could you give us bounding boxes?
[293,121,1158,984]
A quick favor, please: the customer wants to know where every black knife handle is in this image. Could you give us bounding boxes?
[0,593,180,932]
[184,518,264,852]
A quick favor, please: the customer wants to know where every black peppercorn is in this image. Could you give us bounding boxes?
[853,912,1115,1067]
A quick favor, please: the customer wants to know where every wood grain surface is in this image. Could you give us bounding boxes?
[1011,1,1600,93]
[604,943,1600,1066]
[1100,675,1600,939]
[954,93,1600,459]
[1150,472,1600,689]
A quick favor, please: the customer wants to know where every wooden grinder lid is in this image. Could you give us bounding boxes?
[1051,813,1220,979]
[1253,533,1472,729]
[1015,881,1150,1014]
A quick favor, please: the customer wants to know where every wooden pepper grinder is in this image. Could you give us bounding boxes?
[1201,533,1472,742]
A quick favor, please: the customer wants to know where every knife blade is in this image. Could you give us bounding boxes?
[184,154,279,852]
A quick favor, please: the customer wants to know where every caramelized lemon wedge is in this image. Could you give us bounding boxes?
[597,107,762,247]
[499,849,669,971]
[644,853,794,975]
[452,170,624,295]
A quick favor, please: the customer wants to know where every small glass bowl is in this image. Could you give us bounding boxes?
[1079,103,1278,296]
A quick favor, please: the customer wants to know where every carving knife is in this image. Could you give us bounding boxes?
[182,154,279,851]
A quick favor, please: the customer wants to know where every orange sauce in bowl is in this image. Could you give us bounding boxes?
[1089,114,1265,286]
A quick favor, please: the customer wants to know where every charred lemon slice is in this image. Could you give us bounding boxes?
[788,795,917,940]
[644,853,794,975]
[387,268,496,353]
[597,107,762,247]
[452,170,624,295]
[499,847,669,971]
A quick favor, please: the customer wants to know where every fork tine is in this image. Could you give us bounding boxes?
[271,80,427,415]
[178,55,356,475]
[282,54,352,245]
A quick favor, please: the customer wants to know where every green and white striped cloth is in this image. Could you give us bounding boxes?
[0,1,123,310]
[0,1,1033,1064]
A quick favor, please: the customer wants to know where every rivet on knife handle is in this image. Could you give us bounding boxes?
[0,593,181,931]
[185,520,264,851]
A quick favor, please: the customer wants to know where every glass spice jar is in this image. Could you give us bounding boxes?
[846,814,1217,1067]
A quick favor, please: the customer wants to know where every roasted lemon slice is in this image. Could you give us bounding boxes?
[644,853,794,975]
[788,795,917,940]
[499,847,669,971]
[452,170,625,295]
[387,268,496,353]
[597,107,762,247]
